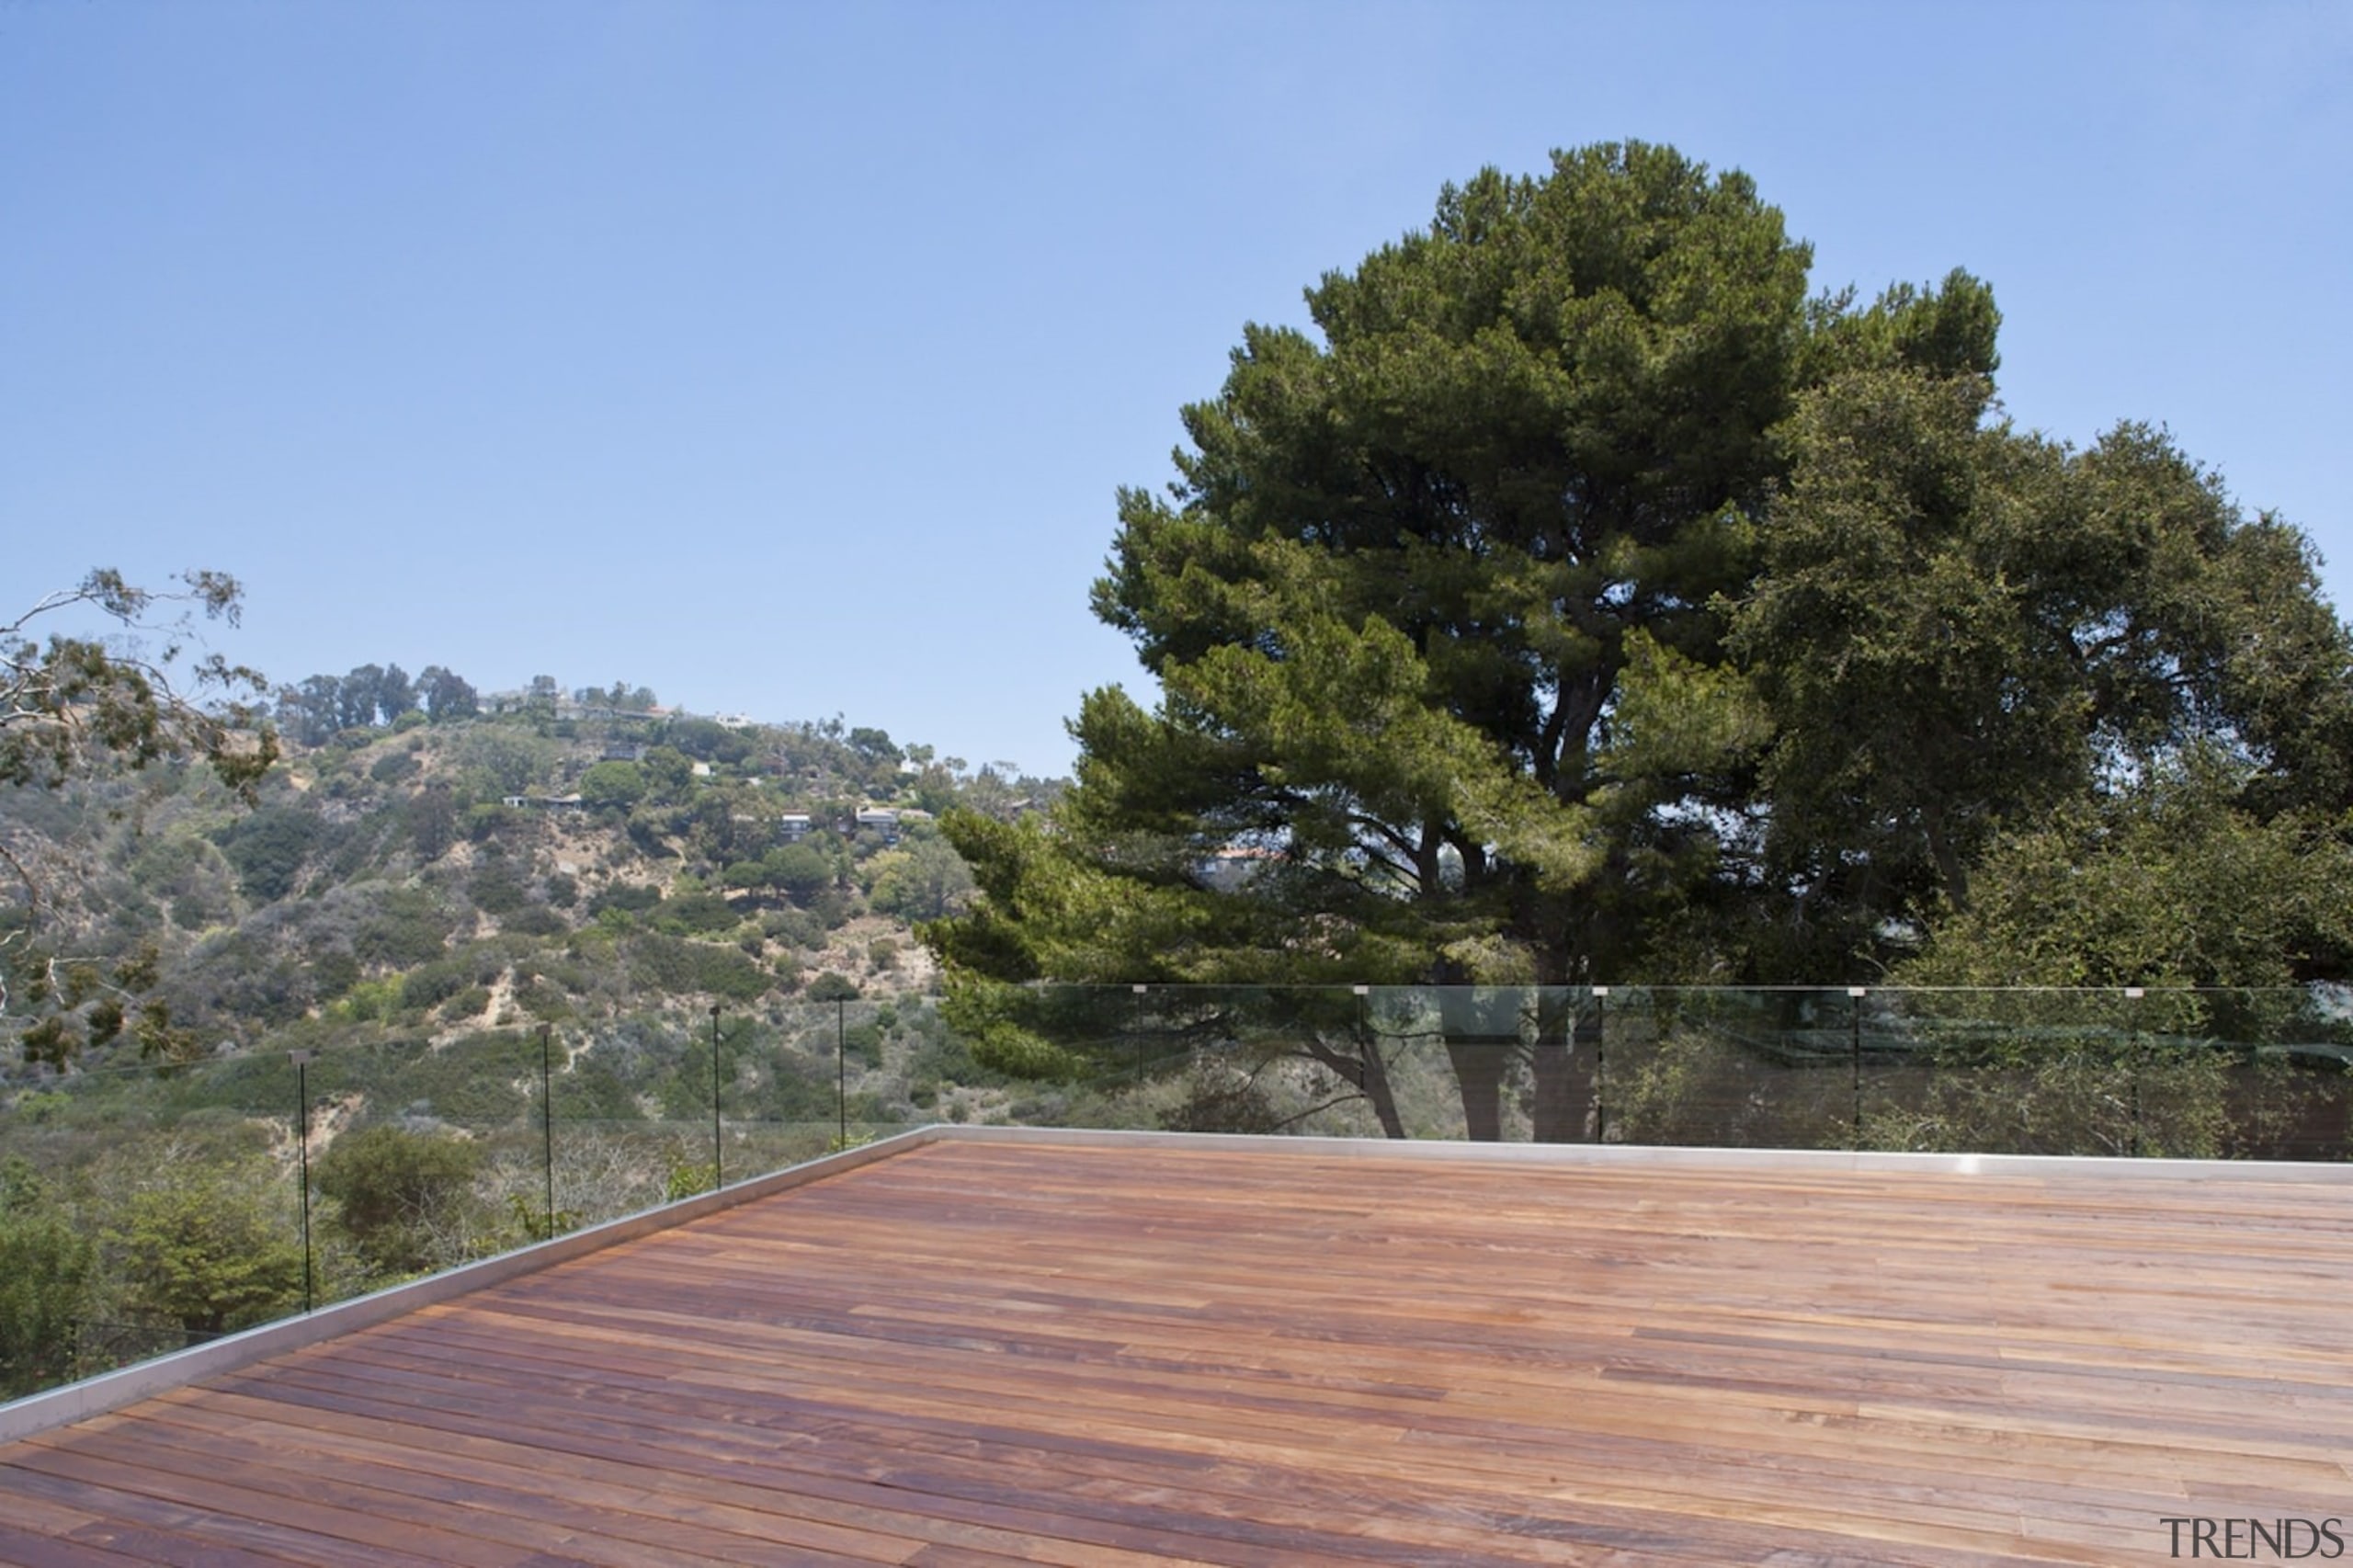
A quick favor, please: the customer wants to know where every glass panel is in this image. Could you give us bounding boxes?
[0,1049,301,1395]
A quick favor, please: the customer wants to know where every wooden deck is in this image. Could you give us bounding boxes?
[3,1134,2350,1565]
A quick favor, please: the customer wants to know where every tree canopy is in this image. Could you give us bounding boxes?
[2,570,275,801]
[926,142,2353,1066]
[3,569,278,1045]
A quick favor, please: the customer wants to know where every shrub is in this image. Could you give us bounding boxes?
[104,1161,304,1336]
[0,1165,93,1399]
[438,986,492,1022]
[588,882,664,917]
[627,935,772,1003]
[467,857,531,915]
[653,892,738,937]
[502,903,569,937]
[213,807,320,901]
[316,1125,484,1277]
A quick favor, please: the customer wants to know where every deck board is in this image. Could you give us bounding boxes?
[5,1137,2351,1563]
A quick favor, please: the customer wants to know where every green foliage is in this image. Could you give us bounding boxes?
[400,954,496,1013]
[866,835,976,921]
[438,985,493,1021]
[640,746,694,801]
[104,1159,304,1335]
[0,1160,93,1399]
[765,845,835,904]
[664,719,755,766]
[1728,361,2353,954]
[935,142,1813,1004]
[335,976,404,1023]
[1899,755,2353,988]
[576,761,647,810]
[589,882,664,917]
[448,727,560,797]
[665,1154,718,1201]
[467,855,532,915]
[306,1032,537,1125]
[626,934,773,1002]
[761,906,826,950]
[653,892,739,937]
[804,971,860,1003]
[463,802,523,842]
[505,1190,581,1243]
[926,137,2353,1142]
[128,833,238,927]
[214,806,321,901]
[354,886,461,968]
[0,569,277,800]
[315,1124,484,1277]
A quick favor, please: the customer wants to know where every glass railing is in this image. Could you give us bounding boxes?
[4,983,2348,1403]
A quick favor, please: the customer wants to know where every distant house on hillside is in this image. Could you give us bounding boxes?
[854,808,903,845]
[778,812,813,842]
[501,793,586,812]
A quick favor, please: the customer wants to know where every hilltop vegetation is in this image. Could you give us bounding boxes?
[3,673,1057,1071]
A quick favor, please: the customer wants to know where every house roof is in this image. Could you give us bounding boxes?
[4,1129,2349,1562]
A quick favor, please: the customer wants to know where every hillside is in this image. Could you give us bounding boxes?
[4,701,1060,1071]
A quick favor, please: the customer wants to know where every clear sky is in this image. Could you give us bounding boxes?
[6,2,2347,778]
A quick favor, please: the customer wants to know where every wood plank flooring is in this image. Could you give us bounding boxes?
[5,1138,2350,1564]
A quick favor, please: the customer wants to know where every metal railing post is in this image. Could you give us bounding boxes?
[709,1006,723,1191]
[2125,986,2145,1158]
[540,1023,556,1233]
[290,1050,314,1314]
[1592,987,1609,1144]
[1847,987,1867,1151]
[1132,983,1148,1084]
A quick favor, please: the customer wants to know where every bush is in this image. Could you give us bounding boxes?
[806,972,860,1003]
[761,907,825,950]
[588,882,664,917]
[214,807,321,901]
[0,1164,93,1399]
[653,892,738,937]
[626,935,773,1003]
[316,1126,483,1278]
[468,857,531,915]
[395,947,501,1014]
[104,1160,304,1335]
[502,903,569,937]
[354,887,461,969]
[464,803,525,842]
[438,986,493,1022]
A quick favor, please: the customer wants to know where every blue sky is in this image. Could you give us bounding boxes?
[6,2,2347,777]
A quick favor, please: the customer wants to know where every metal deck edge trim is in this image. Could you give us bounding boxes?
[0,1124,945,1444]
